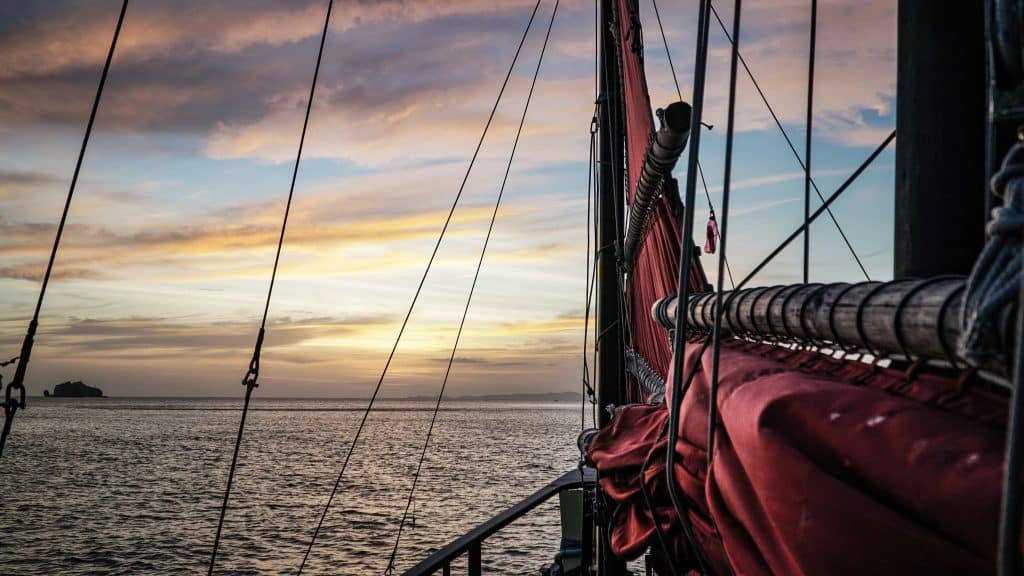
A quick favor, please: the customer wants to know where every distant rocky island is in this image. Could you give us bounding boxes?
[44,381,104,398]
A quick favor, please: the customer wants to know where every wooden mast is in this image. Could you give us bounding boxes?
[596,0,625,428]
[595,1,629,574]
[894,1,986,277]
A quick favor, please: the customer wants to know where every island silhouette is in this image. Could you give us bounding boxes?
[43,381,104,398]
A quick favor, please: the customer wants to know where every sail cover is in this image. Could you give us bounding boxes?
[589,1,1017,573]
[591,338,1012,574]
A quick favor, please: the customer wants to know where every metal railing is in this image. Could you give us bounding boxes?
[401,467,596,576]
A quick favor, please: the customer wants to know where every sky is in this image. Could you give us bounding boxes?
[0,0,896,397]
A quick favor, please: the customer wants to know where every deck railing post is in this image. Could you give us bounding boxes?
[468,541,482,576]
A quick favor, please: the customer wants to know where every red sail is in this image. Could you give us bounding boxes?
[615,0,708,401]
[593,1,1016,573]
[590,338,1014,574]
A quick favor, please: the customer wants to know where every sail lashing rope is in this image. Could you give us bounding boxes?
[382,4,561,570]
[207,1,335,573]
[0,0,129,462]
[296,2,546,571]
[624,347,665,403]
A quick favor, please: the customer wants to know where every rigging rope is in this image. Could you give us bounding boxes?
[207,1,335,572]
[650,0,735,290]
[706,1,870,282]
[732,130,894,293]
[296,1,545,571]
[383,4,561,569]
[803,0,817,284]
[582,114,600,433]
[665,0,712,571]
[705,0,743,467]
[0,0,128,462]
[605,3,634,393]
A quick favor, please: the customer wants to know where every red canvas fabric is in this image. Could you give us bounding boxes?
[598,2,1016,573]
[589,338,1016,574]
[615,0,708,403]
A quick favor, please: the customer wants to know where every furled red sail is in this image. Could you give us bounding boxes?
[589,1,1017,574]
[591,339,1013,574]
[615,0,708,401]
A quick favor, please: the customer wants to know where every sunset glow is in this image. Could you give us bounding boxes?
[0,0,896,397]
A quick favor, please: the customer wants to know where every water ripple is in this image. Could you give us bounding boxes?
[0,398,582,575]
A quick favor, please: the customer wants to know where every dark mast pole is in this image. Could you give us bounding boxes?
[596,0,625,428]
[595,0,628,574]
[894,0,985,278]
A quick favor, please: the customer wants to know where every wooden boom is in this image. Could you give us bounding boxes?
[651,277,1015,379]
[622,101,690,269]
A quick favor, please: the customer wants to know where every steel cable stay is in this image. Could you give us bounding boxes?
[207,1,335,573]
[662,0,892,563]
[706,0,743,467]
[803,0,818,284]
[582,116,600,433]
[665,0,713,571]
[730,130,894,294]
[296,1,545,572]
[585,110,602,432]
[382,5,561,571]
[0,0,128,462]
[705,0,870,282]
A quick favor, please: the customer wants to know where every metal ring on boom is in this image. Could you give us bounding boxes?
[751,285,783,340]
[799,283,830,346]
[780,284,810,345]
[855,281,893,359]
[892,276,960,364]
[827,283,859,352]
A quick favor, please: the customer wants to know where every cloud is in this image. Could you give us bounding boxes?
[0,0,898,397]
[9,306,589,397]
[0,264,100,282]
[643,0,895,148]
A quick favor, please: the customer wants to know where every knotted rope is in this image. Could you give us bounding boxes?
[960,136,1024,369]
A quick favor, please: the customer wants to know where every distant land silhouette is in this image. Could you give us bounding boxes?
[44,381,104,398]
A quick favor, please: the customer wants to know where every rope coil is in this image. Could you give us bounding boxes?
[960,135,1024,369]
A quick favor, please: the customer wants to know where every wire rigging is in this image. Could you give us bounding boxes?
[706,1,870,281]
[803,0,817,284]
[0,0,128,462]
[650,0,735,290]
[665,0,713,571]
[383,5,561,570]
[734,130,894,292]
[706,0,743,466]
[296,2,545,571]
[207,1,335,573]
[582,119,600,432]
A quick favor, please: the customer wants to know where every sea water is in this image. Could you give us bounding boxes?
[0,398,590,575]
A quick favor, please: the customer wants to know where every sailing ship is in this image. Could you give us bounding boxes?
[1,0,1023,575]
[404,1,1024,574]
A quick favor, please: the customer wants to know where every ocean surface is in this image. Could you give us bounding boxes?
[0,398,592,575]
